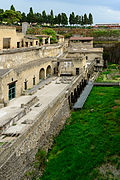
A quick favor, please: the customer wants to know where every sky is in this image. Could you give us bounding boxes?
[1,0,120,24]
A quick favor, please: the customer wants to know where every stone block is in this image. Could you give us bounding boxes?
[0,103,4,109]
[4,101,8,107]
[39,85,44,90]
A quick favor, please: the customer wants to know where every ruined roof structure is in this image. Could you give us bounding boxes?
[70,37,94,41]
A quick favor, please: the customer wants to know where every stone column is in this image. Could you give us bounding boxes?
[48,37,50,44]
[74,89,77,102]
[71,92,74,104]
[82,80,84,89]
[77,85,80,96]
[68,96,72,109]
[44,69,47,79]
[42,38,46,45]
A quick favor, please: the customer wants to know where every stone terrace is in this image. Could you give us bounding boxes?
[0,77,71,146]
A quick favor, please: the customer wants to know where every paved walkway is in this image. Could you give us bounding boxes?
[0,77,57,127]
[0,77,70,139]
[26,76,55,95]
[73,81,94,110]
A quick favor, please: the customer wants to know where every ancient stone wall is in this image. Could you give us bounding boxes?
[94,41,120,65]
[0,91,70,180]
[69,40,93,49]
[0,59,53,102]
[0,44,64,69]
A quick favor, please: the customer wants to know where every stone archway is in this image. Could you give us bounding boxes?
[46,65,52,78]
[39,68,45,80]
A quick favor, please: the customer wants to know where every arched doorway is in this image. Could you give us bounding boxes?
[39,68,45,80]
[46,65,52,78]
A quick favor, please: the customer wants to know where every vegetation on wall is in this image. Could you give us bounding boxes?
[90,29,120,37]
[96,63,120,82]
[103,43,120,65]
[27,27,57,44]
[42,28,57,44]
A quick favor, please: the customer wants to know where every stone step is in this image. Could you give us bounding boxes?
[0,104,4,109]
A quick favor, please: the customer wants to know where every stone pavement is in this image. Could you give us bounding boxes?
[0,77,71,144]
[26,76,55,95]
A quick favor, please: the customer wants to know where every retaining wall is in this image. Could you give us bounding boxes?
[0,91,70,180]
[0,44,64,69]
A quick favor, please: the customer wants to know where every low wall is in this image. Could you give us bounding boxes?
[0,91,70,180]
[0,44,64,69]
[0,96,39,134]
[94,82,120,86]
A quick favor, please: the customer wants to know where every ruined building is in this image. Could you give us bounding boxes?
[0,26,103,105]
[0,26,103,179]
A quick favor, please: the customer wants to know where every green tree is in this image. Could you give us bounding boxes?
[21,12,27,22]
[50,10,54,25]
[84,13,88,25]
[69,12,75,25]
[78,15,81,26]
[42,28,57,43]
[75,15,79,25]
[58,13,61,25]
[34,13,43,24]
[42,10,47,24]
[10,5,15,11]
[88,13,93,25]
[3,10,22,24]
[54,15,58,25]
[81,16,84,26]
[61,13,68,26]
[27,7,36,23]
[0,9,4,23]
[47,14,51,24]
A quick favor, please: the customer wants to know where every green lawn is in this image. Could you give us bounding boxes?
[96,64,120,83]
[40,87,120,180]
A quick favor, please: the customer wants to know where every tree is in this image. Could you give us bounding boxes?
[78,15,81,26]
[84,13,88,25]
[61,13,68,26]
[42,28,57,43]
[69,12,75,25]
[3,10,22,24]
[58,13,61,25]
[0,9,4,23]
[81,16,84,26]
[54,15,58,25]
[88,13,93,25]
[21,12,27,22]
[34,13,43,24]
[42,10,47,24]
[10,5,15,11]
[75,15,79,25]
[27,7,35,23]
[50,10,54,25]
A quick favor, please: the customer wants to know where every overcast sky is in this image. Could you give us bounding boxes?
[1,0,120,24]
